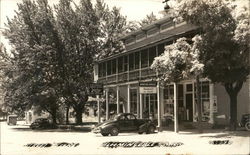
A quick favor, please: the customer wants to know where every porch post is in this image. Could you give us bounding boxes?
[137,88,140,117]
[106,88,109,120]
[157,81,162,131]
[127,84,131,113]
[97,95,101,123]
[174,82,179,133]
[117,86,120,114]
[140,93,143,118]
[209,83,215,124]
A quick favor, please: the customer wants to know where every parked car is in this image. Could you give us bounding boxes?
[30,118,57,130]
[92,113,156,136]
[239,114,250,131]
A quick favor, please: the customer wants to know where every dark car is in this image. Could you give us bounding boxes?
[92,113,156,136]
[239,114,250,131]
[30,118,56,130]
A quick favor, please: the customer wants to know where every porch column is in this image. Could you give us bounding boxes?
[140,93,143,118]
[174,82,179,133]
[209,83,215,124]
[106,88,109,120]
[137,88,140,117]
[157,81,162,131]
[97,95,101,123]
[117,86,120,114]
[127,84,131,113]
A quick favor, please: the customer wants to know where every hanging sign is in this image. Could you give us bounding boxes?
[87,83,104,95]
[139,82,157,94]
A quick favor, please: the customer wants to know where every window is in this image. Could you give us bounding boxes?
[141,49,148,68]
[163,85,174,116]
[129,53,134,71]
[107,60,111,75]
[157,43,165,56]
[135,52,139,69]
[98,63,102,77]
[112,59,116,74]
[130,89,138,115]
[149,46,156,65]
[127,114,136,120]
[118,56,123,73]
[123,56,128,71]
[194,81,210,121]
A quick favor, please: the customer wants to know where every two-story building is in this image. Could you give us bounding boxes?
[93,16,250,129]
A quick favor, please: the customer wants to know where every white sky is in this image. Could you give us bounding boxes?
[0,0,164,50]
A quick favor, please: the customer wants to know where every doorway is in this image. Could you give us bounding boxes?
[185,94,193,121]
[142,94,157,119]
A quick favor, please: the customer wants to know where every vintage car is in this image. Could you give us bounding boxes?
[92,113,156,136]
[239,114,250,131]
[30,118,57,130]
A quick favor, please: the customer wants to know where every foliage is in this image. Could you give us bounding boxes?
[139,12,158,27]
[170,0,249,130]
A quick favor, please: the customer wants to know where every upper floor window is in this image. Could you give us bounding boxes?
[149,46,156,65]
[123,55,128,72]
[141,49,148,68]
[158,43,165,56]
[118,56,123,73]
[112,59,116,74]
[135,52,140,69]
[129,53,135,71]
[107,60,112,75]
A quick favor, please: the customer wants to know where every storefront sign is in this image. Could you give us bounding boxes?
[87,83,103,95]
[139,82,157,94]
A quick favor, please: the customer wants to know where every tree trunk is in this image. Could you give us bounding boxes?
[66,105,69,124]
[51,109,57,124]
[74,104,84,125]
[229,93,237,130]
[196,75,203,133]
[224,81,243,131]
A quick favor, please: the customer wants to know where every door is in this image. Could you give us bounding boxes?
[186,94,193,121]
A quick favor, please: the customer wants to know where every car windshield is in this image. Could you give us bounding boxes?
[110,115,120,120]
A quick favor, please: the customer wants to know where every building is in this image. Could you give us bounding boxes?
[93,16,250,129]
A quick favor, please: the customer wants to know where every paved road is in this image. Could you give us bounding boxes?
[1,121,249,155]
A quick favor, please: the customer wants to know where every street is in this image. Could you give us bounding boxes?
[0,121,249,155]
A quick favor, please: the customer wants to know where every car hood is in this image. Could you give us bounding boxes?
[95,120,116,128]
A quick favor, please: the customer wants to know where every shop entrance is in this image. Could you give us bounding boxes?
[142,94,157,119]
[185,83,193,121]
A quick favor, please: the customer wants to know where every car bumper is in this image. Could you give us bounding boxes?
[92,127,101,134]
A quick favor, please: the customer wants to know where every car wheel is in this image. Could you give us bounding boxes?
[101,133,109,136]
[245,122,250,131]
[138,131,143,134]
[110,127,119,136]
[146,126,155,134]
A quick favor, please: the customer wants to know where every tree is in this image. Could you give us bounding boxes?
[139,12,158,27]
[151,37,204,133]
[3,0,63,124]
[171,0,249,130]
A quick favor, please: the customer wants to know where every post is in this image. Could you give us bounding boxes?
[174,82,179,133]
[140,93,143,118]
[127,84,130,113]
[157,81,162,131]
[97,95,101,123]
[117,86,120,114]
[137,88,140,117]
[209,83,214,124]
[106,89,109,120]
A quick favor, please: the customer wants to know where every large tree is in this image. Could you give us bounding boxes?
[171,0,249,130]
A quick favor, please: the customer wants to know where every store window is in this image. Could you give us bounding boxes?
[194,81,210,121]
[163,85,174,117]
[130,89,138,116]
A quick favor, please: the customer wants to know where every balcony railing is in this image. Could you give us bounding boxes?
[98,67,157,84]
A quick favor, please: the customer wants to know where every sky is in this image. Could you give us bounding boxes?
[0,0,164,50]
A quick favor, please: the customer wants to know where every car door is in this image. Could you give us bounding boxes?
[118,115,129,131]
[126,114,137,131]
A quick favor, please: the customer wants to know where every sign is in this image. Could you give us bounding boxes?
[139,82,157,94]
[87,83,103,95]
